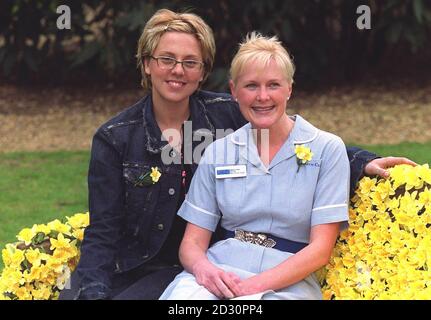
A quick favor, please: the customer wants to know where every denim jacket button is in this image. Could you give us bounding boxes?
[157,223,164,231]
[168,188,175,195]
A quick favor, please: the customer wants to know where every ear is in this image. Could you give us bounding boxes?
[144,57,151,75]
[229,80,236,100]
[287,83,293,96]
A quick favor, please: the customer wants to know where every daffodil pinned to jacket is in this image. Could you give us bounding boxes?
[295,145,313,172]
[134,167,161,187]
[150,167,161,183]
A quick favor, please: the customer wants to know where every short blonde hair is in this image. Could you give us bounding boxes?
[136,9,216,90]
[230,32,295,85]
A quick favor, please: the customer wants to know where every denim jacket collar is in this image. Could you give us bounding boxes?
[142,92,216,155]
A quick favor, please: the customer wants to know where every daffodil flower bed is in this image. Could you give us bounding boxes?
[320,164,431,299]
[0,213,89,300]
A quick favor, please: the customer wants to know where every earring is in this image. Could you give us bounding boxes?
[287,96,290,101]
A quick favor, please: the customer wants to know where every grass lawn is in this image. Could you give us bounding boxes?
[355,141,431,166]
[0,142,430,270]
[0,151,90,269]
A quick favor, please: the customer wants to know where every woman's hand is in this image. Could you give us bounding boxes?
[365,156,417,178]
[230,275,267,298]
[192,259,241,299]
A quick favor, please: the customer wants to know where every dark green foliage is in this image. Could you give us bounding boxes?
[0,0,430,89]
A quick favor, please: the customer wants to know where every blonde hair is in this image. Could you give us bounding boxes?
[136,9,216,90]
[230,32,295,85]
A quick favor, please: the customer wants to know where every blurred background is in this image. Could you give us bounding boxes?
[1,0,431,264]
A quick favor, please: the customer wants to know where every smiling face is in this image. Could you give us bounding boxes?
[230,58,292,131]
[144,31,204,108]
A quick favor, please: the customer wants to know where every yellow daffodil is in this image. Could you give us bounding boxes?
[150,167,161,183]
[321,164,431,299]
[0,212,89,300]
[47,219,71,235]
[33,224,51,236]
[66,213,89,229]
[294,145,313,164]
[17,228,35,246]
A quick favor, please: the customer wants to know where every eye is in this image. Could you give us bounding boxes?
[269,83,280,89]
[245,83,257,89]
[183,60,200,68]
[159,57,175,65]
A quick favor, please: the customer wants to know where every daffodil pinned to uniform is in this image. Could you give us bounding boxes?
[294,145,313,172]
[134,167,162,187]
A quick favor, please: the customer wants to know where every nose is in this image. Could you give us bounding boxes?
[257,86,270,101]
[171,62,185,75]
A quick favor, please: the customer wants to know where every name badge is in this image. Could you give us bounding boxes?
[215,165,247,179]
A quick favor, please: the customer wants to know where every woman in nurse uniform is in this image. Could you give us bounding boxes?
[159,32,350,300]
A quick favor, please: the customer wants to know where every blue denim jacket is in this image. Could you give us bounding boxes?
[76,90,377,299]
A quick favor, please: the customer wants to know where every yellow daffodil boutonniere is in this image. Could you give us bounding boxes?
[134,167,162,187]
[319,164,431,300]
[294,145,313,172]
[150,167,161,183]
[0,212,89,300]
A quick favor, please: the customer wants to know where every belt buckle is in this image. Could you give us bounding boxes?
[234,229,276,248]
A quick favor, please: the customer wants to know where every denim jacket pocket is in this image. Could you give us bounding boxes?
[122,162,157,237]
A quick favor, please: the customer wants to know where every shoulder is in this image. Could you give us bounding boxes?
[96,96,148,134]
[192,90,246,131]
[316,129,345,150]
[294,115,346,157]
[193,90,242,116]
[194,90,235,105]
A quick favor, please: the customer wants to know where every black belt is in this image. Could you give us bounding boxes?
[221,228,307,253]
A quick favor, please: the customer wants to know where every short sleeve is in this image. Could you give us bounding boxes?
[177,143,221,232]
[311,136,350,230]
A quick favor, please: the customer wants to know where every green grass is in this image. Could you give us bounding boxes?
[353,141,431,165]
[0,142,430,270]
[0,151,90,269]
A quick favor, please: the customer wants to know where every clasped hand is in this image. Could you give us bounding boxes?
[192,260,263,299]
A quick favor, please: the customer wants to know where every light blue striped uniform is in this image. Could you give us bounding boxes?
[160,115,350,300]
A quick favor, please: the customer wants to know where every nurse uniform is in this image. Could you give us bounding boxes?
[159,115,350,300]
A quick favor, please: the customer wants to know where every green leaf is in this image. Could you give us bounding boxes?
[70,41,101,67]
[48,230,59,239]
[385,23,403,44]
[32,232,46,245]
[21,258,31,271]
[0,47,6,64]
[413,0,424,24]
[23,48,39,72]
[2,50,16,76]
[134,171,152,187]
[11,3,19,15]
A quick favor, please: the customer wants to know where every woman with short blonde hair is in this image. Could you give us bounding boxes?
[136,9,216,90]
[230,32,295,86]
